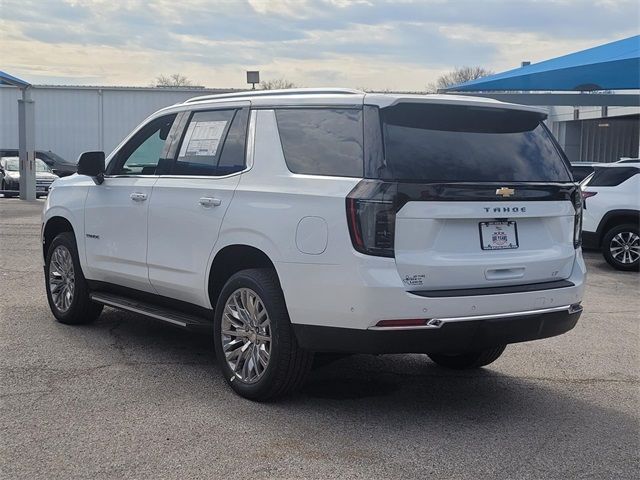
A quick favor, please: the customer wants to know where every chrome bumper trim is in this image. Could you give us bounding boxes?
[368,304,582,331]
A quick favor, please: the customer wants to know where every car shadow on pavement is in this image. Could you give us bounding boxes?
[64,307,638,477]
[91,306,634,408]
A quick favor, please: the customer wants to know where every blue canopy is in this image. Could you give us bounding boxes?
[0,70,30,88]
[445,35,640,92]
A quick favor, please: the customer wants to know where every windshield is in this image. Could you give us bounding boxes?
[3,158,19,171]
[378,103,572,183]
[36,159,52,172]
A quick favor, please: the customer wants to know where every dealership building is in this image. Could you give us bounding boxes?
[0,84,236,163]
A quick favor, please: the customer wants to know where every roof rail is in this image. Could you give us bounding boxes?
[184,87,363,104]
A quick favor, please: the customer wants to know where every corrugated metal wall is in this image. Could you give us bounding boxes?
[0,86,234,162]
[579,116,639,162]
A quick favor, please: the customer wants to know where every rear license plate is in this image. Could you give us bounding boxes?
[479,221,518,250]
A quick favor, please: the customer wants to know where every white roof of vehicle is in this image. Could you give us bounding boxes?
[179,88,548,115]
[595,161,640,168]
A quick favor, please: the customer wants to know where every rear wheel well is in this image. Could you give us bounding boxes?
[43,217,74,259]
[598,211,640,244]
[208,245,277,310]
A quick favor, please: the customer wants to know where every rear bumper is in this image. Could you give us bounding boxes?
[277,250,586,331]
[294,304,582,354]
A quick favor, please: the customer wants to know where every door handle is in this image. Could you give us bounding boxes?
[130,192,147,202]
[199,197,222,207]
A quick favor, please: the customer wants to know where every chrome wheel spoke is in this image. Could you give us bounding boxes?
[221,287,272,384]
[48,245,75,313]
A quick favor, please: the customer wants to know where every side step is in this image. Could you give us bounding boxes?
[90,292,211,328]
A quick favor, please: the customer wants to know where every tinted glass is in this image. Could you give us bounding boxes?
[586,167,638,186]
[217,108,249,175]
[570,165,595,182]
[378,103,571,182]
[113,114,176,175]
[275,108,363,177]
[174,110,234,176]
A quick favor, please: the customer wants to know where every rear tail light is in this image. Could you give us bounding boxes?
[581,190,597,210]
[571,189,583,248]
[346,180,397,257]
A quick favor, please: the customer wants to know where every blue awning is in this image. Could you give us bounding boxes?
[444,35,640,92]
[0,70,30,88]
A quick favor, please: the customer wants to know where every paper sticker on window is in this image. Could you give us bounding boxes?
[179,120,228,158]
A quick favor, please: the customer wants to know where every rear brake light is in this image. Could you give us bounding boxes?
[581,191,597,199]
[346,180,397,257]
[571,189,583,248]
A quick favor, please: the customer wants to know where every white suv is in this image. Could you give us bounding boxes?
[42,89,585,400]
[581,161,640,271]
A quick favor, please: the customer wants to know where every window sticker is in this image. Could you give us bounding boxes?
[178,120,228,158]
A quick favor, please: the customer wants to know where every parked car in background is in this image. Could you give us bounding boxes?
[570,162,599,182]
[581,161,640,271]
[0,149,76,177]
[41,89,585,400]
[0,157,59,197]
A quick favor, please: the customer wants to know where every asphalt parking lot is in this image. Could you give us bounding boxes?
[1,198,638,480]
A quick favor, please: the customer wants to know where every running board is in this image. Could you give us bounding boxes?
[90,292,210,328]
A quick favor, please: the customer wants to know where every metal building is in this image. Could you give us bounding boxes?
[549,106,639,163]
[0,85,236,163]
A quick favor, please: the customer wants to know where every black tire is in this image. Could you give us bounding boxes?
[213,268,314,401]
[602,223,640,271]
[44,232,103,325]
[2,179,17,197]
[428,345,506,370]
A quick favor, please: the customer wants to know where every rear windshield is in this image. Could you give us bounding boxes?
[378,103,572,182]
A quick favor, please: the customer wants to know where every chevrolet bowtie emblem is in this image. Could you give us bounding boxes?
[496,187,515,197]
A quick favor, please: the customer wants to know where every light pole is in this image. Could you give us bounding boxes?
[18,86,36,201]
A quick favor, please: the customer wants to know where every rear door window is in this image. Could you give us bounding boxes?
[217,108,249,176]
[173,110,236,176]
[275,108,363,177]
[376,103,572,182]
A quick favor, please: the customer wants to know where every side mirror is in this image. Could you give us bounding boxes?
[77,151,105,184]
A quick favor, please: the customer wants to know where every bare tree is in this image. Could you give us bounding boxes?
[155,73,194,87]
[427,66,494,92]
[260,78,297,90]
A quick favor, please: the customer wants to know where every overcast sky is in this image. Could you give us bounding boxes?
[1,0,638,90]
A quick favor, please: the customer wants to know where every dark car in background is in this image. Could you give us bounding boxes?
[0,157,59,197]
[0,149,76,177]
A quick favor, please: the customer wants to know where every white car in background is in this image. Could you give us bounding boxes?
[581,161,640,271]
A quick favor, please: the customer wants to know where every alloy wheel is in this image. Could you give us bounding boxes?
[609,231,640,265]
[48,245,76,312]
[221,288,272,383]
